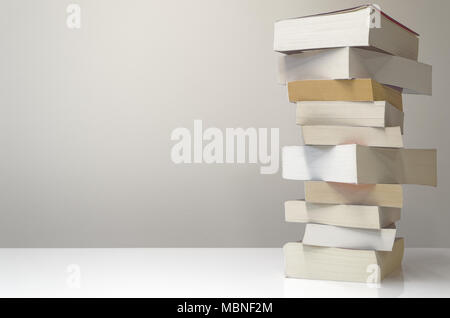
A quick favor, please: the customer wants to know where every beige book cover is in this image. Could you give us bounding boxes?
[305,181,403,208]
[287,79,403,111]
[356,146,437,186]
[285,200,400,229]
[296,101,404,130]
[284,238,404,283]
[301,126,404,148]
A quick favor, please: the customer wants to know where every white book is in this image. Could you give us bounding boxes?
[296,101,404,131]
[302,223,397,251]
[274,5,419,60]
[278,47,431,95]
[301,126,403,148]
[284,238,404,283]
[285,200,401,229]
[282,145,437,186]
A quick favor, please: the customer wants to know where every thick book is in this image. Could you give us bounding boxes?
[282,144,437,186]
[301,125,403,148]
[284,238,404,283]
[285,200,400,229]
[274,4,419,60]
[305,181,403,208]
[278,47,431,95]
[287,79,403,111]
[303,223,397,251]
[296,101,404,131]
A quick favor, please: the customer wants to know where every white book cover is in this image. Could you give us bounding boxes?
[274,5,419,60]
[302,223,397,251]
[283,145,359,183]
[278,47,431,95]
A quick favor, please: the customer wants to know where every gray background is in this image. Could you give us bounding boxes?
[0,0,447,247]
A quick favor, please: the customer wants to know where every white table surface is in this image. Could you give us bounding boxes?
[0,248,448,298]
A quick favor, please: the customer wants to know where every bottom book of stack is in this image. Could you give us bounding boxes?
[284,238,404,283]
[283,198,405,283]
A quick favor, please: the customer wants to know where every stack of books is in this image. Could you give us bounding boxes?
[274,5,437,283]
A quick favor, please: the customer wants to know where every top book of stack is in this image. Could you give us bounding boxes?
[274,4,419,60]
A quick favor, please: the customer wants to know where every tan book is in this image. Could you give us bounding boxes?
[284,238,404,283]
[305,181,403,208]
[282,145,437,186]
[285,200,400,229]
[301,126,403,148]
[296,101,404,131]
[287,79,403,111]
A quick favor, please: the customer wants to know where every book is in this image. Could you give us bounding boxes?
[287,79,403,111]
[305,181,403,208]
[285,200,400,229]
[278,47,431,95]
[282,144,437,186]
[296,101,404,131]
[301,125,404,148]
[284,200,401,229]
[303,223,397,251]
[274,4,419,60]
[284,238,404,283]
